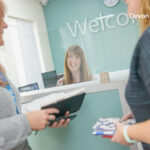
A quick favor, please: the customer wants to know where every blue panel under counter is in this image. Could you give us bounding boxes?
[27,90,129,150]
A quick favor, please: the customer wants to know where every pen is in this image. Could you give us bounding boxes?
[92,131,114,136]
[102,135,113,138]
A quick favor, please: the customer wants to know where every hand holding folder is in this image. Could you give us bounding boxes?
[23,88,86,126]
[40,88,86,124]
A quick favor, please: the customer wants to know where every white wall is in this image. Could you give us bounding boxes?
[6,0,54,71]
[0,0,54,87]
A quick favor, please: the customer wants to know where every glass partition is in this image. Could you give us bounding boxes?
[3,0,139,90]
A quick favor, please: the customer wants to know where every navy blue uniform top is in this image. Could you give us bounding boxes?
[125,26,150,150]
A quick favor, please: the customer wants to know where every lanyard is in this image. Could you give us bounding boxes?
[0,73,20,114]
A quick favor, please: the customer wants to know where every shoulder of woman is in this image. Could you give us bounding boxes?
[138,26,150,49]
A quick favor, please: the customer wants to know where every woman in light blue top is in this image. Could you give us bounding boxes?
[0,1,70,150]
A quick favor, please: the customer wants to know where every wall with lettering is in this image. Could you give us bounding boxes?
[43,0,139,74]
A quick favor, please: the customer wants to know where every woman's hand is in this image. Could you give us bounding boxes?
[50,111,70,128]
[111,122,131,146]
[57,78,64,86]
[26,108,59,130]
[121,112,134,121]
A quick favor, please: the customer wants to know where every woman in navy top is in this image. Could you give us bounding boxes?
[111,0,150,150]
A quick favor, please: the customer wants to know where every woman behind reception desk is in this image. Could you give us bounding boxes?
[57,45,92,86]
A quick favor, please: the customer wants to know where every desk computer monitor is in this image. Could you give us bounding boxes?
[18,83,39,93]
[42,70,58,88]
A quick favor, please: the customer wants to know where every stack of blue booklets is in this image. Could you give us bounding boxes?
[92,118,135,138]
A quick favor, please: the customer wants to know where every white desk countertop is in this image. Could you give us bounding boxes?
[21,69,129,103]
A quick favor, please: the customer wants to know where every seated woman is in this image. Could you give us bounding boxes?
[57,45,92,86]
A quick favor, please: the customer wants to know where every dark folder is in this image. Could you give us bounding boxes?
[41,92,86,118]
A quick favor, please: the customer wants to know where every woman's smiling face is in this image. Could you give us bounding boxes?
[67,52,81,73]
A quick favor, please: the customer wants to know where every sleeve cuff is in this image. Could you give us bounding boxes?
[20,114,32,136]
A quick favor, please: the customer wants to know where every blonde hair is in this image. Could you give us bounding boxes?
[0,0,7,87]
[139,0,150,33]
[0,0,5,17]
[64,45,92,85]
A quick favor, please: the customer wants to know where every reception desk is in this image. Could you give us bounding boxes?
[21,71,142,150]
